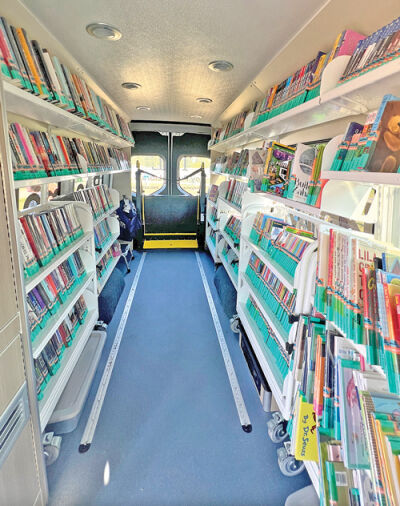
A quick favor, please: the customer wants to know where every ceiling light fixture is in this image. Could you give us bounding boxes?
[136,106,150,111]
[190,115,203,119]
[86,23,122,41]
[121,82,142,90]
[196,97,213,104]
[208,60,234,72]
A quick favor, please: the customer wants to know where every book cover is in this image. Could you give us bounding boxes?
[294,398,318,461]
[365,100,400,173]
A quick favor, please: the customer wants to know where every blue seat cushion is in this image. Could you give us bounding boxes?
[98,268,125,324]
[213,265,236,318]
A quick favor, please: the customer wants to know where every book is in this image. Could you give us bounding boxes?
[364,100,400,173]
[261,142,295,196]
[286,143,316,201]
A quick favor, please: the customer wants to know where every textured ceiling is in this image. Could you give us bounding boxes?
[20,0,326,125]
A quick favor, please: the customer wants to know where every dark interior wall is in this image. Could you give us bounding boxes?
[131,131,210,195]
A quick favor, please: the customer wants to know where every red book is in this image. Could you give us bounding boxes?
[19,216,41,261]
[395,294,400,335]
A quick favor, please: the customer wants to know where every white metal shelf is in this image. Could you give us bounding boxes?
[93,204,118,226]
[218,196,242,214]
[241,274,289,348]
[254,192,322,216]
[219,252,238,290]
[32,273,95,359]
[304,461,320,497]
[97,254,120,294]
[210,96,353,153]
[95,232,120,264]
[210,59,400,154]
[4,81,134,148]
[25,231,92,293]
[207,216,218,232]
[237,302,289,419]
[206,235,220,264]
[320,57,400,115]
[14,169,131,189]
[219,228,240,257]
[241,234,295,292]
[38,307,98,430]
[320,170,400,185]
[211,171,248,182]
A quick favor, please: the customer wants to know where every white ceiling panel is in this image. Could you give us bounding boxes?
[20,0,327,124]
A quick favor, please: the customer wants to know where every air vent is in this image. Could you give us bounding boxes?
[0,383,29,469]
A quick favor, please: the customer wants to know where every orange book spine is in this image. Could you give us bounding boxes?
[15,28,43,95]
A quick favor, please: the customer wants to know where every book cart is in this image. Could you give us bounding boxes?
[206,49,400,501]
[0,0,134,485]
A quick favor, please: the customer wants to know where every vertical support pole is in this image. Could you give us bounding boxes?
[135,166,143,248]
[199,163,206,247]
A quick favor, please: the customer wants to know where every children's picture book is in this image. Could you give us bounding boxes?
[365,100,400,173]
[261,142,295,196]
[248,150,268,191]
[288,143,317,202]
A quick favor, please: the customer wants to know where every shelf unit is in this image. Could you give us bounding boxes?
[14,169,131,190]
[206,234,219,264]
[0,38,132,488]
[32,272,95,360]
[39,304,98,430]
[217,242,238,290]
[237,302,290,418]
[320,170,400,184]
[206,180,244,288]
[97,254,121,295]
[209,57,400,154]
[4,81,133,149]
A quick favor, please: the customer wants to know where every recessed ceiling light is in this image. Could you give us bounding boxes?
[196,97,213,104]
[190,115,203,119]
[136,106,150,111]
[121,82,142,90]
[86,23,122,41]
[208,60,234,72]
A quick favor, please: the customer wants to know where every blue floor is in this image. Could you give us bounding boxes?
[47,250,310,505]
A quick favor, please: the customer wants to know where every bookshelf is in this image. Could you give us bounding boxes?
[39,303,98,430]
[13,169,131,189]
[0,4,133,481]
[209,57,400,154]
[206,180,244,287]
[4,81,134,149]
[320,170,400,185]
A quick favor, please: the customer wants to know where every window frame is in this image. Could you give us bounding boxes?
[131,153,167,196]
[176,154,211,196]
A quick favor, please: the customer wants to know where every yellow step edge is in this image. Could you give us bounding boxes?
[143,239,198,249]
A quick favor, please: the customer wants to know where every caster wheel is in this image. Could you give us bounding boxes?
[44,444,60,466]
[230,316,240,333]
[267,420,288,443]
[278,454,305,477]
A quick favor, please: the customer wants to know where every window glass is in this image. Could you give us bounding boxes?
[178,156,210,196]
[131,155,165,195]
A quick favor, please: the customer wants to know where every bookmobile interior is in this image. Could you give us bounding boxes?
[1,0,400,504]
